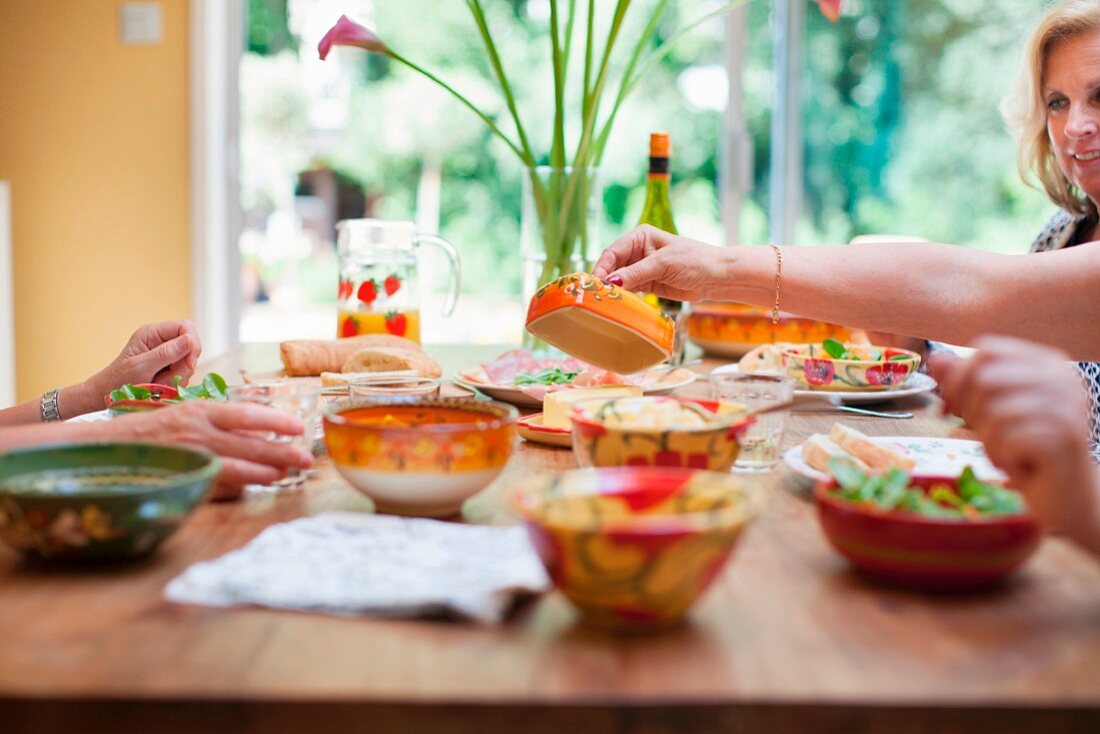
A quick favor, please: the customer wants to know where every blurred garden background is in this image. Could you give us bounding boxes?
[239,0,1052,344]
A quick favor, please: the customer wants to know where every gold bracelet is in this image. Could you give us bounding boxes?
[770,244,782,325]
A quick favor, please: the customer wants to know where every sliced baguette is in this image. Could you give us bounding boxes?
[280,335,422,376]
[802,433,871,474]
[341,347,443,379]
[829,423,916,472]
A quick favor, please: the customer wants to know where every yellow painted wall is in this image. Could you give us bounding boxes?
[0,0,191,402]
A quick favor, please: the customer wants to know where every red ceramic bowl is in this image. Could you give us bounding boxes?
[104,383,179,413]
[814,474,1041,591]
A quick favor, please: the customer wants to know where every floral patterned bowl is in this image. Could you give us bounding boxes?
[525,273,674,374]
[814,474,1041,591]
[511,467,759,631]
[782,344,921,391]
[687,302,859,358]
[323,398,518,517]
[0,443,220,561]
[569,396,750,471]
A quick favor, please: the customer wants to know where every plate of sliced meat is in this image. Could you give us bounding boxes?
[455,349,698,408]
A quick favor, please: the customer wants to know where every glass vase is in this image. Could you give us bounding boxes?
[521,166,603,350]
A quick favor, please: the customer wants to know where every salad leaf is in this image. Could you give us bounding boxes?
[822,338,850,360]
[108,384,155,402]
[111,373,229,404]
[827,463,1026,519]
[513,368,582,386]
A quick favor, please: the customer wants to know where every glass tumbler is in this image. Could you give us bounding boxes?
[348,375,442,401]
[709,371,795,472]
[226,383,321,488]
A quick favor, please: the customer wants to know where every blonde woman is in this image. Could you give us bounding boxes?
[594,0,1100,455]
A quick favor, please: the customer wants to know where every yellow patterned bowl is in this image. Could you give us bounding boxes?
[781,343,921,391]
[569,396,750,471]
[323,398,518,517]
[511,467,758,631]
[687,302,860,358]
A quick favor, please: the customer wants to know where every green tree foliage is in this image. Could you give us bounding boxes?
[242,0,1057,310]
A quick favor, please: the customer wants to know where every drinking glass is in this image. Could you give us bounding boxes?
[709,371,795,472]
[349,375,441,401]
[226,383,321,488]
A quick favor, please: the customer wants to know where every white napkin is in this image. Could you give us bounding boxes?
[164,512,550,624]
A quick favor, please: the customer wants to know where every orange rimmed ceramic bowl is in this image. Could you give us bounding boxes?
[569,396,750,472]
[687,302,859,358]
[814,474,1041,591]
[782,343,921,391]
[323,398,518,517]
[511,467,759,632]
[525,273,674,374]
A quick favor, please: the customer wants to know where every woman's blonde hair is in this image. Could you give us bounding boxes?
[1002,0,1100,218]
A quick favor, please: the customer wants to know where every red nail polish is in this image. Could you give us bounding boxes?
[606,274,624,287]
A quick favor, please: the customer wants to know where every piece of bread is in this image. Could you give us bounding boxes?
[738,343,787,373]
[342,347,442,379]
[279,335,422,376]
[802,433,870,474]
[829,423,916,472]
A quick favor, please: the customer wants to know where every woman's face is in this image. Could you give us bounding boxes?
[1045,29,1100,207]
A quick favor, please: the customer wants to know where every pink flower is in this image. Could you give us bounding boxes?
[318,15,388,60]
[817,0,842,22]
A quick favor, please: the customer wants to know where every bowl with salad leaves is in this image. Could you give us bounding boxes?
[782,339,920,391]
[105,373,228,414]
[814,461,1041,591]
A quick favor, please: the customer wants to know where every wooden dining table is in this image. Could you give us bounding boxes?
[2,342,1100,733]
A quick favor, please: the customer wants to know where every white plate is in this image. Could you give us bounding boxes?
[783,436,1006,487]
[710,364,937,405]
[454,369,698,409]
[516,413,573,448]
[67,409,113,423]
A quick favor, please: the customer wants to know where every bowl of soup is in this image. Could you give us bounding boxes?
[323,398,518,517]
[0,443,219,560]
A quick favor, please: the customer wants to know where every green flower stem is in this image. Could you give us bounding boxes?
[590,0,671,160]
[593,0,752,164]
[385,49,526,161]
[549,0,566,169]
[466,0,537,167]
[554,0,631,259]
[562,0,578,73]
[582,0,595,120]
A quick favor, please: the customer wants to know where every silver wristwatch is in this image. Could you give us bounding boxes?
[40,387,62,423]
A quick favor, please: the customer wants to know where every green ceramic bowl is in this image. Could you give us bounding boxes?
[0,443,220,561]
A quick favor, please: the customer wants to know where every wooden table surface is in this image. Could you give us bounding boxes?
[3,343,1100,733]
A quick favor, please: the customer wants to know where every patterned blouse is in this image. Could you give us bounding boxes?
[1029,209,1100,460]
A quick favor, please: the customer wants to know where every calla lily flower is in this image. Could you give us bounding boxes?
[318,15,388,60]
[818,0,842,22]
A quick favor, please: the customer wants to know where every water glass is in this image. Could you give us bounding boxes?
[226,383,321,488]
[709,371,795,472]
[349,375,441,401]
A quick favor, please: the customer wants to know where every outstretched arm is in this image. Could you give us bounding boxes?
[594,226,1100,360]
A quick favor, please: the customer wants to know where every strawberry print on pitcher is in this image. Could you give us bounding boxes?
[336,219,460,343]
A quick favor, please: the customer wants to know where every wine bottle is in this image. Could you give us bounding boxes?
[638,132,686,363]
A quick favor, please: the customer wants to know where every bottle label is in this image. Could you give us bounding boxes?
[648,156,670,174]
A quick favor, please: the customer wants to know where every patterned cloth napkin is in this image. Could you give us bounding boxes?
[165,512,550,624]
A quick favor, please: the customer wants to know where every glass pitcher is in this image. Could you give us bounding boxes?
[335,219,460,343]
